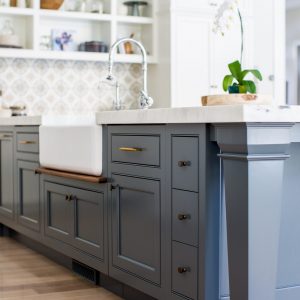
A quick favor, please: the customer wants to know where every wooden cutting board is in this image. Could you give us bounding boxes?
[201,94,273,106]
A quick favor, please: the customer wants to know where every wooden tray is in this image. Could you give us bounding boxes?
[201,94,273,106]
[36,168,107,184]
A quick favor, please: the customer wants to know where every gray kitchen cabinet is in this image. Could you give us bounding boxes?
[110,174,161,285]
[16,160,40,232]
[0,130,14,220]
[44,181,105,260]
[108,125,166,300]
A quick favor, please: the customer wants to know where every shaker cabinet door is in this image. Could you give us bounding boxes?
[17,160,40,232]
[44,182,73,244]
[44,181,105,260]
[0,132,14,220]
[111,174,161,285]
[72,187,105,260]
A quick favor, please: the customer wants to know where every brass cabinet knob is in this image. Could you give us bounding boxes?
[110,184,120,191]
[69,195,77,201]
[177,214,190,221]
[65,195,76,201]
[178,161,191,167]
[177,267,190,274]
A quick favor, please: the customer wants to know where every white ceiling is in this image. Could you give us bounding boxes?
[287,0,300,10]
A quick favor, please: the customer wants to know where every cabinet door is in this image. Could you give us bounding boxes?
[72,187,105,259]
[17,160,40,232]
[111,174,161,284]
[44,182,73,244]
[0,133,14,219]
[172,13,212,107]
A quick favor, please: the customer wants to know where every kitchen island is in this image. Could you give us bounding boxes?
[0,105,300,300]
[96,105,300,300]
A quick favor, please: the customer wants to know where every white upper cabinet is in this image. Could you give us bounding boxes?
[171,13,212,107]
[170,0,252,14]
[168,0,254,107]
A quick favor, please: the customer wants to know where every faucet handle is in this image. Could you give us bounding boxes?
[140,90,153,109]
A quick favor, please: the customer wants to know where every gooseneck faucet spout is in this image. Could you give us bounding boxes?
[107,38,154,110]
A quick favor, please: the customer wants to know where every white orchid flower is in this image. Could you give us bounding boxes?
[213,0,244,64]
[213,0,240,35]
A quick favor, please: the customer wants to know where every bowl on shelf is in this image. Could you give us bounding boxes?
[123,1,148,17]
[41,0,64,10]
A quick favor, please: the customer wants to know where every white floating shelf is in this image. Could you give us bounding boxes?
[0,7,34,16]
[0,48,156,63]
[116,16,154,24]
[0,0,157,63]
[39,9,112,22]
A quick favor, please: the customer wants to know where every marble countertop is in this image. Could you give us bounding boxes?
[96,105,300,124]
[0,115,42,126]
[1,105,300,126]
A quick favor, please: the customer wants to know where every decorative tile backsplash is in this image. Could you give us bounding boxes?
[0,58,143,115]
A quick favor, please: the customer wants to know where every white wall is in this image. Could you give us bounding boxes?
[286,6,300,104]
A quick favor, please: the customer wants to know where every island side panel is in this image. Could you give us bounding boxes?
[214,123,292,300]
[219,124,300,300]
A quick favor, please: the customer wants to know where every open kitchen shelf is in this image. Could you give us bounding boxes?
[0,0,157,63]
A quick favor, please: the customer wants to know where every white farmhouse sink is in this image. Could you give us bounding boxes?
[39,115,102,176]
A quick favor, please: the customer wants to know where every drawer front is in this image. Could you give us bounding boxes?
[17,133,39,154]
[172,190,198,247]
[172,136,199,192]
[111,134,160,167]
[172,242,198,299]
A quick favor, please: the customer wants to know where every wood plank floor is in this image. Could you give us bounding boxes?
[0,237,122,300]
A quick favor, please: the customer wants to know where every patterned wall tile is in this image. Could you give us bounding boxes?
[0,58,143,116]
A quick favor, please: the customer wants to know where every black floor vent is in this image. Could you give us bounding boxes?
[72,260,99,285]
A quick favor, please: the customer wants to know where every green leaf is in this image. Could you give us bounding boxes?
[223,75,235,92]
[243,80,256,94]
[241,69,263,81]
[228,61,242,81]
[239,85,247,94]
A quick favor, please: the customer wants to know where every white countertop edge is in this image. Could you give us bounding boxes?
[96,105,300,124]
[0,105,299,126]
[0,115,42,126]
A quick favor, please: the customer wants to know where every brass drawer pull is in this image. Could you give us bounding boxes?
[0,134,13,140]
[177,267,190,274]
[119,147,143,152]
[178,161,191,167]
[177,214,190,221]
[19,140,36,145]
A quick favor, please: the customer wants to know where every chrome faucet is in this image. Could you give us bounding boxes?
[106,38,154,110]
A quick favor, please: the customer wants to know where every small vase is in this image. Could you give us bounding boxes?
[228,85,239,94]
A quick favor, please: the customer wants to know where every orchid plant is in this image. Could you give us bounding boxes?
[213,0,262,94]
